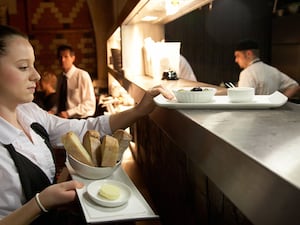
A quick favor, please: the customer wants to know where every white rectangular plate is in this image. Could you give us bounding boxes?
[66,162,158,224]
[154,91,288,109]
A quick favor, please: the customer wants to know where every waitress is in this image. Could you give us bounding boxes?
[0,25,173,225]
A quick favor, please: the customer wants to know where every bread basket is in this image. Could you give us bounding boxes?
[68,154,121,180]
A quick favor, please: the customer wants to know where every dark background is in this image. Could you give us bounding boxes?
[165,0,274,85]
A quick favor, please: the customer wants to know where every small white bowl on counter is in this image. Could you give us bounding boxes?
[227,87,255,103]
[172,87,217,103]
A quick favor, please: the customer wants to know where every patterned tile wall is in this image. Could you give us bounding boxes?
[26,0,97,78]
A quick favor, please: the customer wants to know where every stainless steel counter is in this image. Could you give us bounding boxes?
[110,73,300,225]
[181,103,300,189]
[174,103,300,225]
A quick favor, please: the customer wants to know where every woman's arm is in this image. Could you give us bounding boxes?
[0,197,41,225]
[109,85,173,132]
[0,181,83,225]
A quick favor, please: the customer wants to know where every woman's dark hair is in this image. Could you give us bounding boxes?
[0,25,28,56]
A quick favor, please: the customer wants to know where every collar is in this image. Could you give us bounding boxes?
[64,65,76,79]
[0,104,36,145]
[249,58,261,66]
[0,116,22,145]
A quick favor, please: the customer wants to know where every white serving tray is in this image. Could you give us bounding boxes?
[66,162,158,224]
[154,91,288,109]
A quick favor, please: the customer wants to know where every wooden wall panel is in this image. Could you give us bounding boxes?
[133,116,253,225]
[272,14,300,83]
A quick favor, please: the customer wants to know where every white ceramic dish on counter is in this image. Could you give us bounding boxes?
[87,180,131,207]
[227,87,255,103]
[154,91,288,109]
[172,87,217,103]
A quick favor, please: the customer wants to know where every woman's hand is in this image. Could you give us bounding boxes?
[0,181,84,225]
[135,85,174,116]
[148,85,175,99]
[109,85,174,132]
[38,180,84,211]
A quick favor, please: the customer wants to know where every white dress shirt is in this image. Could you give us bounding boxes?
[178,55,197,81]
[238,61,299,95]
[58,65,96,118]
[0,102,111,218]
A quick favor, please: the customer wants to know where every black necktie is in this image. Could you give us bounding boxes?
[57,74,67,113]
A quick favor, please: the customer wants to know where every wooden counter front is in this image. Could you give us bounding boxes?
[109,71,300,225]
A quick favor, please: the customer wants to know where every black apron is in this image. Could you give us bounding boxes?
[3,123,58,225]
[3,123,86,225]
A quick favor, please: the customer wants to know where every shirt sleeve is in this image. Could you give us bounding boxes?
[0,147,25,218]
[19,103,111,147]
[278,70,299,91]
[46,114,112,147]
[178,55,197,81]
[238,69,256,88]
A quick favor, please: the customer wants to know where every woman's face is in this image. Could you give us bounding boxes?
[0,36,40,106]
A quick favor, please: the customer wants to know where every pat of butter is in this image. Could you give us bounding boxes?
[98,183,120,200]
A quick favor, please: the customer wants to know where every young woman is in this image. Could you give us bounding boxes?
[33,71,57,112]
[0,25,173,225]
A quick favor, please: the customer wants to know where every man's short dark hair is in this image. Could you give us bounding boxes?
[57,44,75,58]
[235,39,259,51]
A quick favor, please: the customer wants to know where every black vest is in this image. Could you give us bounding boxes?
[3,123,86,225]
[3,123,57,225]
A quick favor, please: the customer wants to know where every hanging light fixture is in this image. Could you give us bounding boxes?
[165,0,181,15]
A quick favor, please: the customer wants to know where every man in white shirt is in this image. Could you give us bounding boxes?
[55,45,96,118]
[234,39,299,99]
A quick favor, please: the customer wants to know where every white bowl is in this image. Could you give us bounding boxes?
[172,87,216,103]
[227,87,255,103]
[68,154,120,180]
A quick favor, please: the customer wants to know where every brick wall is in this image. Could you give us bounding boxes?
[8,0,97,79]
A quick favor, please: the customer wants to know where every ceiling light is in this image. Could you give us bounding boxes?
[141,16,159,21]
